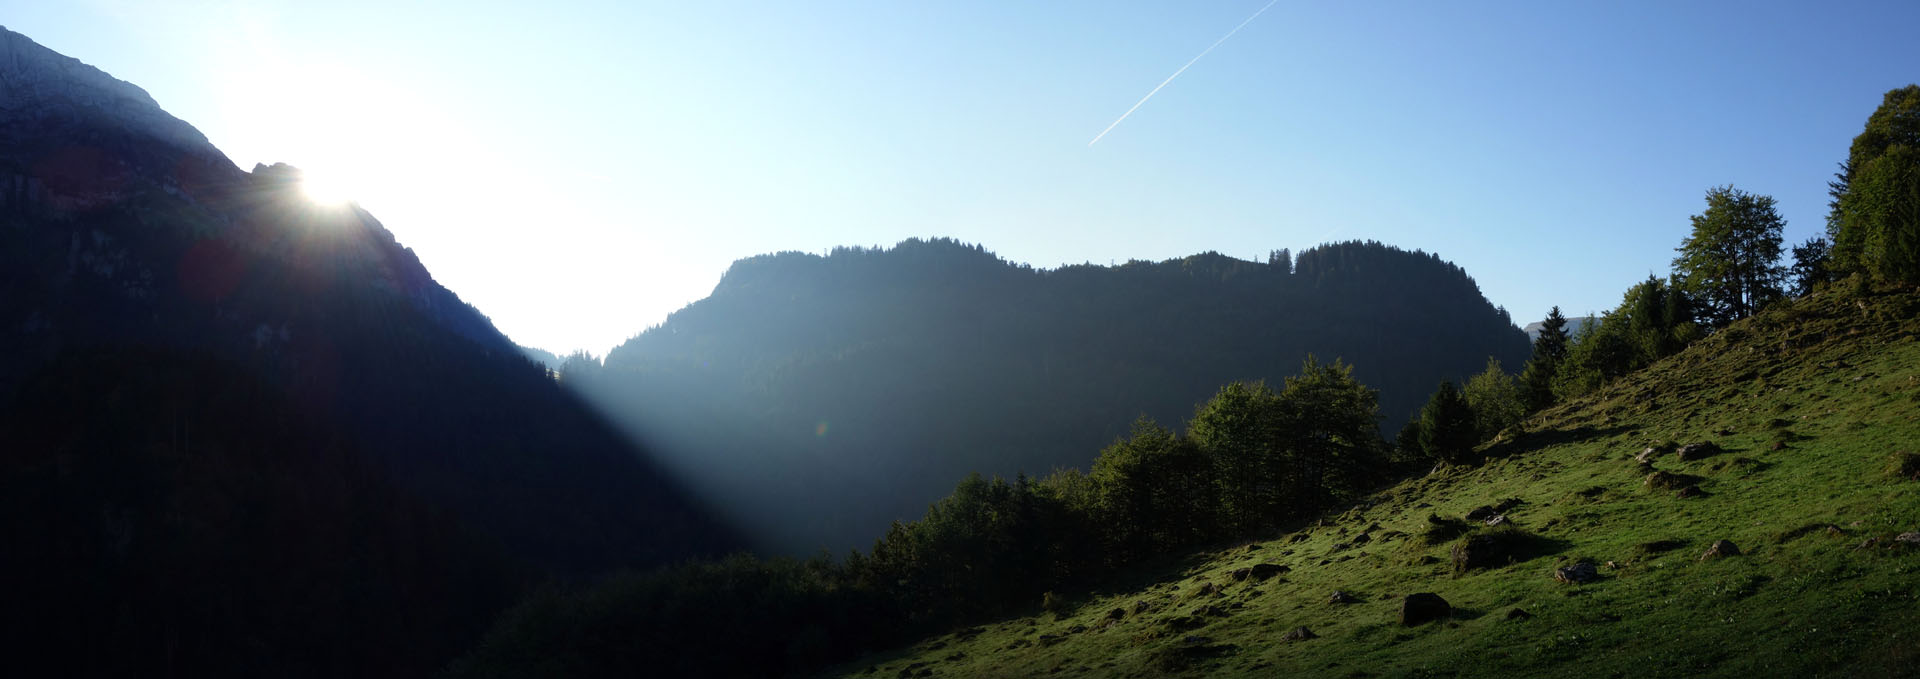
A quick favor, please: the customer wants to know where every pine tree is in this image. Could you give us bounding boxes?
[1519,307,1570,410]
[1417,381,1476,465]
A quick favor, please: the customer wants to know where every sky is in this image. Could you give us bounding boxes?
[8,1,1918,355]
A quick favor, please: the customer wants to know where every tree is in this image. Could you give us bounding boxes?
[1829,85,1920,283]
[1089,419,1215,558]
[1551,276,1699,399]
[1417,381,1476,465]
[1673,185,1787,326]
[1188,382,1285,536]
[1519,307,1571,410]
[1790,236,1833,296]
[1271,356,1386,510]
[1463,358,1524,441]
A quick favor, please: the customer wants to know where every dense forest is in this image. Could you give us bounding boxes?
[564,239,1530,553]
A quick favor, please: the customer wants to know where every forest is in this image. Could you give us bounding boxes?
[561,238,1529,554]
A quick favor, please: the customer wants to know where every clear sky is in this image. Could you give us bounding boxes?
[9,1,1918,355]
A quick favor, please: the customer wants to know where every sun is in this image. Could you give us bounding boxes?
[300,167,356,206]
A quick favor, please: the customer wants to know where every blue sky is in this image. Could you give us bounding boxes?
[10,1,1917,354]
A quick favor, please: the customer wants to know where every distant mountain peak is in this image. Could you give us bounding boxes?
[0,26,223,160]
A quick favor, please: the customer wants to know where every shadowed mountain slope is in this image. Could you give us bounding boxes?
[0,26,738,676]
[569,238,1530,554]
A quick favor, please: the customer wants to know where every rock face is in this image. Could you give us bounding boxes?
[0,26,223,159]
[1700,539,1742,560]
[1400,593,1452,626]
[1554,562,1599,584]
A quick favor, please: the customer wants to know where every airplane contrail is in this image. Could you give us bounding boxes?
[1087,0,1282,147]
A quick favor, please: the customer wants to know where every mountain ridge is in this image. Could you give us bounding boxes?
[571,237,1530,554]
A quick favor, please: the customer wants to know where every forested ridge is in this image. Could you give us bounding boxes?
[566,239,1530,554]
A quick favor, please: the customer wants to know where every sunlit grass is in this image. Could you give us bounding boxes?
[833,286,1920,678]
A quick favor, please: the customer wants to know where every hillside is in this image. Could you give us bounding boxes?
[0,27,738,675]
[571,239,1530,554]
[834,283,1920,678]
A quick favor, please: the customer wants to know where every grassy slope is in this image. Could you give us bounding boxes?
[832,285,1920,679]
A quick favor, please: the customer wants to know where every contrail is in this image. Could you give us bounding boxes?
[1087,0,1282,146]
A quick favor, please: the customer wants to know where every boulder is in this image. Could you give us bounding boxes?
[1465,505,1499,522]
[1451,527,1543,572]
[1400,593,1451,626]
[1328,590,1360,605]
[1676,442,1723,461]
[1484,514,1509,527]
[1280,626,1317,642]
[1248,563,1289,580]
[1635,447,1662,464]
[1675,485,1709,499]
[1644,471,1704,491]
[1896,532,1920,546]
[1506,608,1532,620]
[1107,607,1127,620]
[1553,562,1599,584]
[1700,539,1741,560]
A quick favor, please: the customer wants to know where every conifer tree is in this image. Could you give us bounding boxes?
[1417,381,1476,465]
[1519,307,1570,410]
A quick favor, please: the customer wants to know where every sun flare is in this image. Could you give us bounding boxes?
[300,168,355,206]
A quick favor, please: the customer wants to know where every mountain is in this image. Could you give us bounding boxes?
[825,275,1920,677]
[565,238,1530,554]
[1523,314,1600,340]
[0,27,738,675]
[518,344,565,371]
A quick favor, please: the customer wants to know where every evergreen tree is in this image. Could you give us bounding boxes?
[1417,381,1476,465]
[1673,186,1787,326]
[1828,85,1920,283]
[1519,306,1570,410]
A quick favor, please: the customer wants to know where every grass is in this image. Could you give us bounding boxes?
[826,284,1920,678]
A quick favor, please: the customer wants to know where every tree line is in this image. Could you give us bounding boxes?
[1400,85,1920,463]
